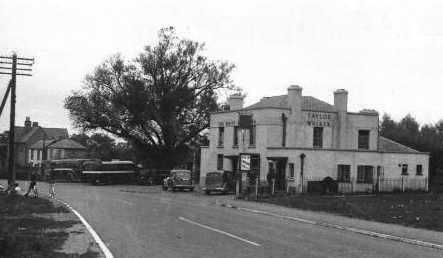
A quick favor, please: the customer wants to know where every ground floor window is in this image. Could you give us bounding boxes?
[337,164,351,182]
[288,163,294,178]
[401,164,408,175]
[357,165,373,183]
[217,154,224,170]
[416,164,423,176]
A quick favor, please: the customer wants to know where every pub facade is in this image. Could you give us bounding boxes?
[200,86,429,193]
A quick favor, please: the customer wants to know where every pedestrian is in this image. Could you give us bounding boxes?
[48,168,56,198]
[24,169,39,197]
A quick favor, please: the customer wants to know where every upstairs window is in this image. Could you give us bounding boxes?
[233,126,239,146]
[313,127,323,148]
[358,130,370,149]
[217,154,224,170]
[416,164,423,176]
[218,127,224,146]
[337,165,351,182]
[249,122,256,146]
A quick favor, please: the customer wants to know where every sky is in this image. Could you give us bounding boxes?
[1,0,443,134]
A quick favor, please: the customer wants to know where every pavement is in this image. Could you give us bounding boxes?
[3,180,443,258]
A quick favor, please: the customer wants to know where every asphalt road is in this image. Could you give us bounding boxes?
[8,181,443,258]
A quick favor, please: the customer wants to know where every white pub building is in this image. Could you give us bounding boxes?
[200,86,429,193]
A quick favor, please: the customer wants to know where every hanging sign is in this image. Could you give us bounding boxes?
[240,154,251,171]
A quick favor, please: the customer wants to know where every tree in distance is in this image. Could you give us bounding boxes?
[65,27,239,169]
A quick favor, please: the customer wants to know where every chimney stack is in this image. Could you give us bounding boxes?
[334,89,348,112]
[227,94,244,111]
[334,89,348,149]
[287,85,303,117]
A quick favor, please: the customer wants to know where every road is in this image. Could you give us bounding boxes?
[9,181,443,258]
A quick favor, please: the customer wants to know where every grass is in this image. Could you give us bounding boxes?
[258,192,443,232]
[0,193,100,258]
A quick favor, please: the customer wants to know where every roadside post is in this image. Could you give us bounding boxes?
[0,54,34,188]
[255,176,259,200]
[271,178,275,195]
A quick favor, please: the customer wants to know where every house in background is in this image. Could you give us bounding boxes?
[28,138,87,166]
[0,116,69,168]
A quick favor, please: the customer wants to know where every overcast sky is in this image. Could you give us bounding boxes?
[1,0,443,134]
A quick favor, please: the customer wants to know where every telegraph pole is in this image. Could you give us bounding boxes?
[0,53,34,188]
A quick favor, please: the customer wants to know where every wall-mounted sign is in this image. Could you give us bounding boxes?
[218,121,237,127]
[240,154,251,171]
[306,112,332,127]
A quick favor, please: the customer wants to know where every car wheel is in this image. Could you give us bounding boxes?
[205,190,210,195]
[189,188,194,192]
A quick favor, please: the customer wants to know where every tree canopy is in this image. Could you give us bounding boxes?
[65,27,238,168]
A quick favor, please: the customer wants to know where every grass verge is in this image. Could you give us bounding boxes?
[258,192,443,232]
[0,193,99,258]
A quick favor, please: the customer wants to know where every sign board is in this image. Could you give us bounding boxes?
[240,154,251,171]
[306,112,332,127]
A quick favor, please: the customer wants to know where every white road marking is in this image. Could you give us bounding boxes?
[56,198,115,258]
[178,216,261,247]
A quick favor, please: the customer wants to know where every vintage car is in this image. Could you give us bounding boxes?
[202,171,232,195]
[162,170,194,191]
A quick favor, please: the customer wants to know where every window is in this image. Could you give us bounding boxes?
[416,164,423,176]
[289,163,294,178]
[358,130,370,149]
[233,126,239,146]
[357,165,373,183]
[313,127,323,148]
[218,127,224,146]
[217,154,224,170]
[337,165,351,182]
[401,164,408,175]
[37,150,41,160]
[282,113,287,147]
[249,123,256,146]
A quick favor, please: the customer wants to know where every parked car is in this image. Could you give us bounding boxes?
[203,171,232,195]
[162,170,194,191]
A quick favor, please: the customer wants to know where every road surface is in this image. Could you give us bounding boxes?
[7,181,443,258]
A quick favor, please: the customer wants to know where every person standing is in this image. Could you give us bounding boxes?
[48,168,56,198]
[24,169,39,197]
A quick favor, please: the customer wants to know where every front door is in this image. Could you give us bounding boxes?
[275,159,287,191]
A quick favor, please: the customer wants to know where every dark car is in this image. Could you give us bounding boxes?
[203,171,233,195]
[163,170,194,191]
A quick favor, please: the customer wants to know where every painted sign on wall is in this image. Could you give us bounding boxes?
[306,112,332,127]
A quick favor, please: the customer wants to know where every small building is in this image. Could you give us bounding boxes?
[28,138,87,166]
[200,86,429,193]
[0,117,69,168]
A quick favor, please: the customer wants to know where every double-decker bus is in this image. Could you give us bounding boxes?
[82,160,137,185]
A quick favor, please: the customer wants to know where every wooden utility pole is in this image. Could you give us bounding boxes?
[0,53,34,187]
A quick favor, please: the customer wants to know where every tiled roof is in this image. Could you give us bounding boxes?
[48,139,86,150]
[29,139,56,149]
[11,126,69,143]
[244,95,337,112]
[378,136,420,153]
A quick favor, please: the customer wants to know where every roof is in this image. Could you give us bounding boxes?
[48,139,86,150]
[378,136,420,153]
[12,126,69,143]
[30,138,86,150]
[29,139,56,149]
[244,95,337,112]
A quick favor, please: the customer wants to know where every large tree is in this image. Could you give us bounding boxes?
[65,27,237,168]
